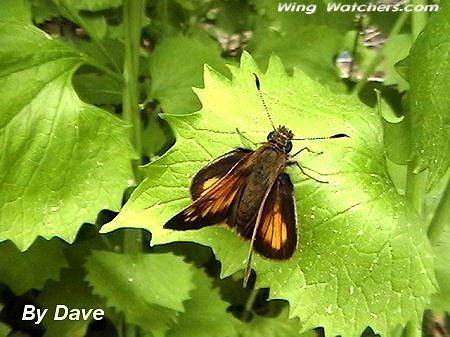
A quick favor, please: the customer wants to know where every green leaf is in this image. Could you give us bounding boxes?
[38,267,105,337]
[54,0,108,40]
[0,0,31,23]
[429,180,450,312]
[103,52,436,336]
[408,1,450,190]
[235,304,309,337]
[166,269,238,337]
[30,0,59,24]
[70,38,124,73]
[0,23,135,250]
[251,24,345,88]
[251,0,352,29]
[0,323,9,337]
[0,238,68,294]
[382,34,410,91]
[431,224,450,312]
[73,73,122,105]
[249,0,354,89]
[69,0,122,12]
[0,304,11,336]
[85,251,195,333]
[148,35,229,115]
[376,90,409,165]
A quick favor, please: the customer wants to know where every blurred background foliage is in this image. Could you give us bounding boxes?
[0,0,448,336]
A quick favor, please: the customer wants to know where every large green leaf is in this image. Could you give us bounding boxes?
[166,269,238,337]
[148,35,229,115]
[0,0,31,23]
[0,238,68,294]
[0,23,135,250]
[72,73,122,105]
[235,303,308,337]
[68,0,122,12]
[249,0,354,89]
[102,53,436,337]
[85,251,195,334]
[382,34,411,91]
[0,323,9,337]
[38,267,105,337]
[53,0,108,40]
[0,304,11,336]
[408,1,450,190]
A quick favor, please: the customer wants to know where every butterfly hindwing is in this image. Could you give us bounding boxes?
[254,173,297,259]
[164,149,253,231]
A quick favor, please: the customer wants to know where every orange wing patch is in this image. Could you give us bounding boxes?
[191,174,241,217]
[165,171,247,231]
[253,173,297,259]
[200,177,220,195]
[260,201,288,252]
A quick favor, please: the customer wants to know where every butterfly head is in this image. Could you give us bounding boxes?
[267,125,294,153]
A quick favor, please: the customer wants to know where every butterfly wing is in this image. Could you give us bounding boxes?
[164,149,253,230]
[253,173,298,259]
[191,148,252,200]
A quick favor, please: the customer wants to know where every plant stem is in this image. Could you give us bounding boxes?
[125,324,138,337]
[243,287,258,320]
[405,165,427,218]
[404,1,432,220]
[402,321,420,337]
[121,2,145,336]
[352,11,409,95]
[411,0,428,40]
[122,0,145,253]
[123,0,145,175]
[428,179,450,243]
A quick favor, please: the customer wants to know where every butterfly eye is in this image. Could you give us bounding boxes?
[285,141,292,153]
[267,131,274,141]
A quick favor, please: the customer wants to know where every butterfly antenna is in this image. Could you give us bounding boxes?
[293,133,350,141]
[253,73,276,131]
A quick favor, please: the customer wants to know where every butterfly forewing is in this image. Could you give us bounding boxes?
[191,149,252,200]
[164,149,253,230]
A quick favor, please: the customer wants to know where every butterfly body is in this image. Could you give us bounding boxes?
[164,125,298,259]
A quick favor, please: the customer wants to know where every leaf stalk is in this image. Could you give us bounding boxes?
[411,0,428,39]
[121,1,146,336]
[427,179,450,243]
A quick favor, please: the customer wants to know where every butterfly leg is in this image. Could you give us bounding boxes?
[288,160,329,184]
[291,146,323,158]
[236,128,258,148]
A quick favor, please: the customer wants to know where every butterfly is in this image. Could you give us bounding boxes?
[164,74,348,285]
